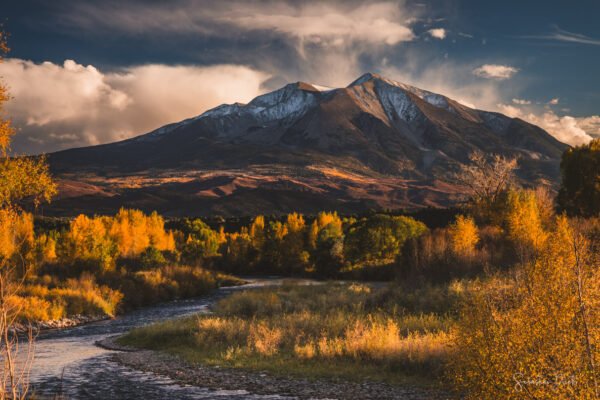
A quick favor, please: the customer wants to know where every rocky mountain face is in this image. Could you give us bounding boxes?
[45,73,568,217]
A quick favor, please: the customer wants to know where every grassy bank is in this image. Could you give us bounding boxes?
[12,268,243,323]
[119,280,467,386]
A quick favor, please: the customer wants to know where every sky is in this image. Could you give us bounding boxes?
[1,0,599,154]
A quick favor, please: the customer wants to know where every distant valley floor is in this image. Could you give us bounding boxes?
[44,166,465,217]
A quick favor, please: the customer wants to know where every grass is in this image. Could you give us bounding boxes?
[13,268,245,323]
[119,280,469,386]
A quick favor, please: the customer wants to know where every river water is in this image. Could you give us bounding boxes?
[27,279,296,399]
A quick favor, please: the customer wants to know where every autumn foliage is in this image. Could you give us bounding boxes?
[448,213,600,399]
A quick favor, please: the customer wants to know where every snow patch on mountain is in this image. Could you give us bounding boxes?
[479,111,512,134]
[372,81,421,123]
[310,84,334,92]
[349,72,460,115]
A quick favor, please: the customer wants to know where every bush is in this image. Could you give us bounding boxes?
[140,246,166,269]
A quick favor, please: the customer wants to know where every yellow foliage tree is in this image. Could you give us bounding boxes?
[308,212,342,250]
[0,28,55,399]
[448,216,600,399]
[60,209,175,269]
[108,209,175,257]
[249,216,265,252]
[506,190,548,263]
[449,215,479,256]
[282,213,308,269]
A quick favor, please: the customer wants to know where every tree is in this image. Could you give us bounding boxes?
[0,28,56,399]
[448,216,600,399]
[505,190,548,264]
[558,139,600,217]
[449,215,479,256]
[180,219,219,265]
[454,151,518,225]
[281,213,308,271]
[311,221,344,277]
[344,215,427,263]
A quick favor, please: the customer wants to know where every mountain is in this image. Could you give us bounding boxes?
[45,73,569,217]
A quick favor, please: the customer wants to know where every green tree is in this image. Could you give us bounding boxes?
[311,221,344,277]
[344,215,427,263]
[181,220,220,264]
[558,139,600,217]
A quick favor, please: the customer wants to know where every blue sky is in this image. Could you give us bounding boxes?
[1,0,599,153]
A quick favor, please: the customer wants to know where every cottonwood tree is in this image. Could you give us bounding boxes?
[454,151,518,224]
[0,27,55,399]
[448,211,600,399]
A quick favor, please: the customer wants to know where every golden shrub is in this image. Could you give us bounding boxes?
[249,322,283,356]
[294,341,316,359]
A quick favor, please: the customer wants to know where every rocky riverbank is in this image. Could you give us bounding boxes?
[100,336,445,400]
[10,314,111,335]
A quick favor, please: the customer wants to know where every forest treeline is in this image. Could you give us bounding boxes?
[3,209,241,322]
[6,207,430,322]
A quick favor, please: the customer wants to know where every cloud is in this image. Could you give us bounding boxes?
[60,1,418,48]
[472,64,519,80]
[577,116,600,138]
[548,98,559,105]
[524,26,600,46]
[497,103,597,146]
[54,0,422,90]
[512,98,531,105]
[226,2,416,48]
[426,28,446,40]
[381,58,509,113]
[0,58,268,154]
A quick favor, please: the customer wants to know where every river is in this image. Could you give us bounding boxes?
[27,279,296,399]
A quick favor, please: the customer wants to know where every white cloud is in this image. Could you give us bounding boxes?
[512,98,531,105]
[62,1,418,48]
[577,115,600,138]
[427,28,446,40]
[381,59,509,113]
[56,1,421,91]
[497,103,597,146]
[524,26,600,46]
[472,64,519,80]
[548,98,559,105]
[0,59,268,154]
[227,2,416,48]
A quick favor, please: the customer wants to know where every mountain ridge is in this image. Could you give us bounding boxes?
[45,73,569,216]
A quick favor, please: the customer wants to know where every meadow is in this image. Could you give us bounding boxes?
[119,281,461,385]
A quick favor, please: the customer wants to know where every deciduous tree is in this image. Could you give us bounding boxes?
[0,28,55,399]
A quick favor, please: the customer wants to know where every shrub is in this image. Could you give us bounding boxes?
[140,246,166,269]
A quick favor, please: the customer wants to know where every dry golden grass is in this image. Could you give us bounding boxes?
[120,281,461,384]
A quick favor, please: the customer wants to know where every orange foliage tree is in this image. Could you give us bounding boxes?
[0,27,55,399]
[59,209,175,270]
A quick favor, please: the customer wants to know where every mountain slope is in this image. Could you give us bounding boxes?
[46,73,568,216]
